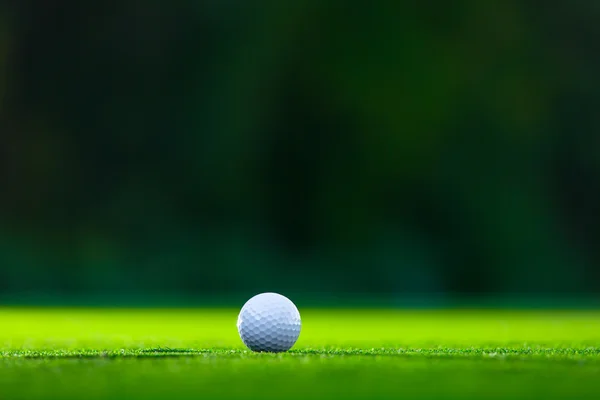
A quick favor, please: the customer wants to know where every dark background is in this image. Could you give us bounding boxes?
[0,1,599,305]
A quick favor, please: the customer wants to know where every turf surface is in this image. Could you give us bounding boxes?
[1,308,599,399]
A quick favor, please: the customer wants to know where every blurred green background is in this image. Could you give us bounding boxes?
[0,1,599,305]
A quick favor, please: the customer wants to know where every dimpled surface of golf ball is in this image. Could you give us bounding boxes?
[237,292,301,352]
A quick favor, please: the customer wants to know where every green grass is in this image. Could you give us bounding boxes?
[1,308,599,399]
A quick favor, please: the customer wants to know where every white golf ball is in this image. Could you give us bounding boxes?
[237,292,301,352]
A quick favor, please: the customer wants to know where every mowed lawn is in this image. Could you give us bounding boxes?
[0,308,599,399]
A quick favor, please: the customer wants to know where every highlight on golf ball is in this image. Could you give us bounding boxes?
[237,292,301,352]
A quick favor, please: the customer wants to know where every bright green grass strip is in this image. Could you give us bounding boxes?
[2,308,600,349]
[3,347,600,360]
[0,308,599,399]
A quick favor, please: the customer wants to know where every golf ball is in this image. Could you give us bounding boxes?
[237,292,301,352]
